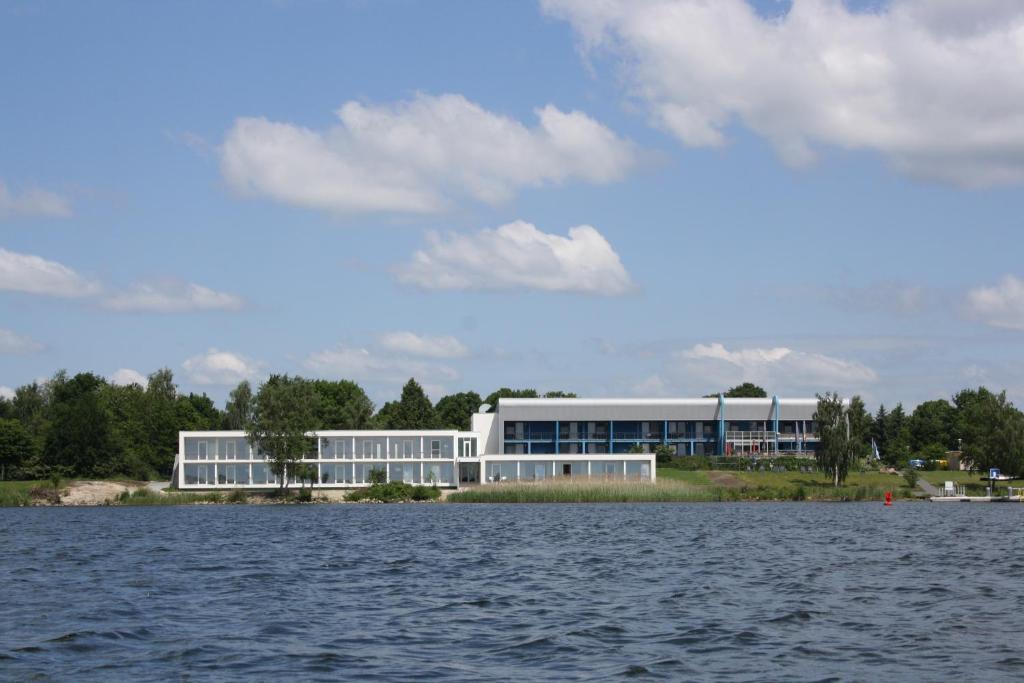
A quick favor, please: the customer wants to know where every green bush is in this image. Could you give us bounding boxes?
[902,468,918,488]
[296,488,313,503]
[348,482,440,503]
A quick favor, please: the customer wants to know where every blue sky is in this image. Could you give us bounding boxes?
[3,0,1024,410]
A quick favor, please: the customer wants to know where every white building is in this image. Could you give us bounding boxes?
[175,395,820,490]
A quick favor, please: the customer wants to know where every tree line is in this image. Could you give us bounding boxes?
[0,370,574,481]
[1,372,1021,481]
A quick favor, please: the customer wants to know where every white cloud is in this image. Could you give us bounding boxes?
[103,280,243,313]
[0,181,72,219]
[303,344,458,385]
[0,328,43,354]
[0,386,14,400]
[182,349,261,386]
[964,275,1024,330]
[221,93,638,214]
[0,247,100,298]
[110,368,148,387]
[672,342,877,392]
[379,332,468,359]
[544,0,1024,187]
[396,220,634,295]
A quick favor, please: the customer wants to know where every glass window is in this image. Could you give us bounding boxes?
[224,440,236,460]
[430,440,441,457]
[403,440,414,458]
[197,441,208,460]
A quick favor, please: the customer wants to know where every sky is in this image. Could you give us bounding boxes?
[2,0,1024,411]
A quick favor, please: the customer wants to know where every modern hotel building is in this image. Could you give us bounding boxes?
[176,395,821,490]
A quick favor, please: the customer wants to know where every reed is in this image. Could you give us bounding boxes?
[446,477,904,503]
[115,488,224,506]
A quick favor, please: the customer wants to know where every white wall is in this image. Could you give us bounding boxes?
[471,412,498,455]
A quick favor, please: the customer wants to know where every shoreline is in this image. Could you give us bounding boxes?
[1,474,930,506]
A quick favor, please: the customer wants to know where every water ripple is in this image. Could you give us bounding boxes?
[1,503,1024,680]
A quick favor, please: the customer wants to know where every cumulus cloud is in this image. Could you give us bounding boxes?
[0,247,100,298]
[673,342,877,392]
[110,368,148,387]
[182,349,261,386]
[379,332,468,359]
[0,328,43,354]
[964,275,1024,330]
[544,0,1024,186]
[103,280,244,313]
[396,220,634,295]
[0,181,72,219]
[221,93,638,214]
[0,386,14,400]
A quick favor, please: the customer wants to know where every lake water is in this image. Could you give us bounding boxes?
[1,502,1023,681]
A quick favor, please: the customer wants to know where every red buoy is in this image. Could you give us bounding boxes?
[884,491,893,506]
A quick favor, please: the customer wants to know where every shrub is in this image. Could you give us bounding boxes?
[227,489,248,504]
[296,488,313,503]
[902,468,918,489]
[348,482,440,503]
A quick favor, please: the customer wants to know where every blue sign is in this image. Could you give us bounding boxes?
[990,468,1001,479]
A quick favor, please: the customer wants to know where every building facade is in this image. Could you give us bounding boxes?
[176,395,820,490]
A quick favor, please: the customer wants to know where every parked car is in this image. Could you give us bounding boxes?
[909,459,926,469]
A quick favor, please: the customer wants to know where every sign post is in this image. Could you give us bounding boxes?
[989,468,1001,498]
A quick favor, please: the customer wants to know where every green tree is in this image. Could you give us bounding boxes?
[543,390,578,398]
[247,375,320,491]
[143,369,181,477]
[100,382,151,479]
[0,418,34,480]
[383,378,437,430]
[955,388,1024,476]
[44,372,122,477]
[815,392,857,486]
[724,383,768,398]
[434,391,483,430]
[224,380,254,430]
[885,403,911,467]
[654,443,675,464]
[847,395,873,458]
[910,399,954,451]
[311,379,374,429]
[483,388,539,412]
[872,404,889,459]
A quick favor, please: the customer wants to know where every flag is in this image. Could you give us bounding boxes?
[871,438,881,461]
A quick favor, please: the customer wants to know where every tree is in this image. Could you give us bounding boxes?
[224,380,254,430]
[815,392,857,486]
[885,403,911,467]
[44,372,122,477]
[311,379,374,429]
[0,419,34,480]
[383,378,436,430]
[955,388,1024,476]
[434,391,483,431]
[910,399,954,452]
[654,443,675,464]
[873,404,889,459]
[543,390,578,398]
[724,383,768,398]
[483,388,538,412]
[143,369,181,476]
[247,375,320,491]
[847,395,873,458]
